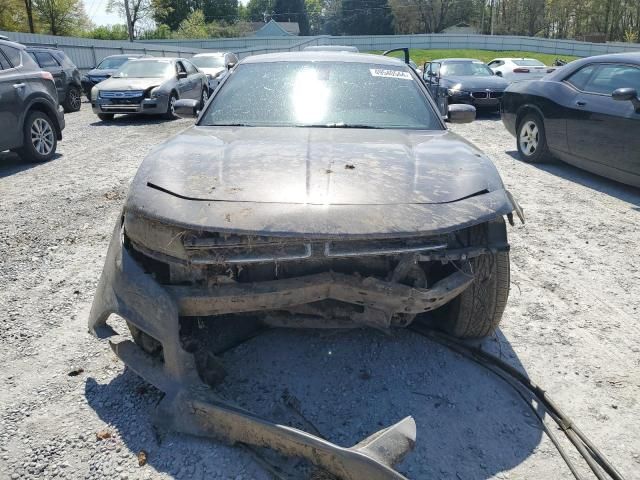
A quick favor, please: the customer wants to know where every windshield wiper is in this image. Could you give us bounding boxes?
[207,123,256,127]
[298,123,382,129]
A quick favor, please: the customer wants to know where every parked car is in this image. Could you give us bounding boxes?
[0,39,65,163]
[502,52,640,187]
[89,52,524,400]
[90,57,208,121]
[81,53,149,100]
[25,46,82,113]
[424,58,509,109]
[190,52,238,92]
[303,45,359,53]
[488,58,555,82]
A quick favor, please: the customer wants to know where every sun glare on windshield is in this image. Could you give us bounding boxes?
[292,68,331,124]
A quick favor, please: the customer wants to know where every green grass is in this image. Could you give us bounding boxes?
[370,49,579,66]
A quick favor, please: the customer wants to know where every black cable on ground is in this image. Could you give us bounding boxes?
[409,324,626,480]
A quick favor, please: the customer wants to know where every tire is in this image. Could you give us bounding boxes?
[200,87,209,109]
[163,92,178,119]
[126,322,162,357]
[16,110,57,163]
[438,225,510,339]
[517,112,551,163]
[62,86,82,113]
[97,113,114,121]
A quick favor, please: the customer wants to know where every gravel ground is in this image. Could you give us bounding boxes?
[0,103,639,480]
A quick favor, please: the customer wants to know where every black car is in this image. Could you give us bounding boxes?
[81,54,148,100]
[26,47,82,113]
[424,58,509,109]
[502,52,640,187]
[0,39,65,162]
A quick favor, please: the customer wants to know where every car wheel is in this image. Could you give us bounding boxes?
[62,86,82,113]
[517,112,551,163]
[163,92,178,119]
[200,88,209,109]
[16,111,57,163]
[436,224,510,339]
[97,113,114,121]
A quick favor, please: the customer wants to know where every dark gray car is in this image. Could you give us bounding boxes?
[26,46,82,113]
[91,57,208,121]
[0,39,65,162]
[89,52,523,407]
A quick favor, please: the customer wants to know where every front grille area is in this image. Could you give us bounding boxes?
[471,91,503,99]
[100,90,144,99]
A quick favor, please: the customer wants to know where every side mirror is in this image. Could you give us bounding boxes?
[174,99,199,119]
[177,71,187,79]
[227,61,236,70]
[448,104,476,124]
[612,87,640,111]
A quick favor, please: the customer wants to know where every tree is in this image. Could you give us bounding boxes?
[84,23,130,39]
[341,0,394,34]
[174,8,208,38]
[107,0,152,41]
[244,0,271,22]
[152,0,239,30]
[32,0,89,35]
[273,0,311,35]
[24,0,35,32]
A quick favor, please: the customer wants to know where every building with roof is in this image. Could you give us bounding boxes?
[251,19,300,37]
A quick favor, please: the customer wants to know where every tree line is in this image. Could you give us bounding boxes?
[0,0,637,42]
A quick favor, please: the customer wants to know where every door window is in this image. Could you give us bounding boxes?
[565,64,597,91]
[34,52,60,68]
[0,45,22,68]
[176,62,187,74]
[582,64,640,95]
[0,53,8,70]
[183,60,197,75]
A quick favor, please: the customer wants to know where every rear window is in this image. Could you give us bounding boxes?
[513,59,545,67]
[0,45,22,67]
[34,52,59,68]
[200,61,440,130]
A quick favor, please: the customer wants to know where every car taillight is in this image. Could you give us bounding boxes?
[513,68,530,73]
[38,71,54,81]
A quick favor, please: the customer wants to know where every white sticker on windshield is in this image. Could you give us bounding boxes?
[369,68,412,80]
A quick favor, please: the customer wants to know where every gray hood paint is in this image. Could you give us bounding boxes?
[96,76,166,91]
[126,126,516,237]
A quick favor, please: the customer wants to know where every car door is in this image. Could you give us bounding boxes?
[32,51,65,100]
[0,47,25,150]
[175,61,193,99]
[566,63,640,176]
[183,60,202,99]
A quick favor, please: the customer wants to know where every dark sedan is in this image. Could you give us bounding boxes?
[502,52,640,187]
[81,54,148,100]
[424,58,508,109]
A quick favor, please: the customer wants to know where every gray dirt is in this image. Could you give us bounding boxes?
[0,105,639,480]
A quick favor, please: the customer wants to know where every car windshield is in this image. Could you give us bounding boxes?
[513,59,545,67]
[441,62,493,77]
[97,56,132,70]
[113,61,174,78]
[200,61,440,130]
[192,56,225,68]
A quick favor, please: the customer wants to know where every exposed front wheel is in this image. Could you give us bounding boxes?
[517,113,551,163]
[16,111,57,163]
[63,86,82,113]
[163,93,178,119]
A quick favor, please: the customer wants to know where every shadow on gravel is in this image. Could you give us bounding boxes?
[86,327,544,479]
[88,114,178,127]
[0,152,62,178]
[506,150,640,207]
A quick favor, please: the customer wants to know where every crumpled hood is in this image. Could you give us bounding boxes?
[441,75,509,90]
[96,76,165,91]
[136,126,504,206]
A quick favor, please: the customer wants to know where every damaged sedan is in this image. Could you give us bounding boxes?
[88,52,523,477]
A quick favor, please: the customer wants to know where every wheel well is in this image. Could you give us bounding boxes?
[515,106,541,133]
[26,102,61,137]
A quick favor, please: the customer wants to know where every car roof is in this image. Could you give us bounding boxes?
[105,53,146,58]
[241,51,406,66]
[303,45,359,52]
[193,52,228,57]
[546,51,640,80]
[431,58,483,63]
[25,46,63,52]
[0,39,27,50]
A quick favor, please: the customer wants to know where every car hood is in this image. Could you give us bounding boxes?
[135,127,504,206]
[96,76,166,90]
[87,68,117,77]
[441,75,509,90]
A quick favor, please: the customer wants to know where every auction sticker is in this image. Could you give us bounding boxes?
[369,68,412,80]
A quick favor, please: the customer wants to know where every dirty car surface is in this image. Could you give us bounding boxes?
[88,52,523,476]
